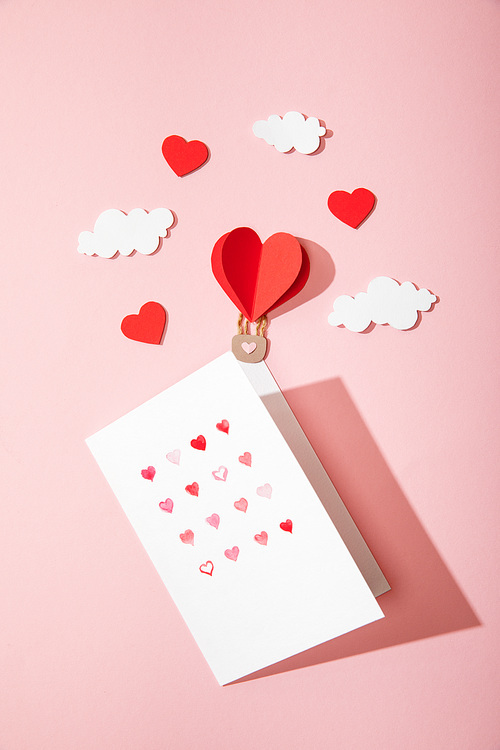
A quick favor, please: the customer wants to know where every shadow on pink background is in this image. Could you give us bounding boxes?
[233,378,480,683]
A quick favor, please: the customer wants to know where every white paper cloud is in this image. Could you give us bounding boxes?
[252,111,326,154]
[78,208,174,258]
[328,277,437,332]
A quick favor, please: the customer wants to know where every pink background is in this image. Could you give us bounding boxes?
[1,0,499,747]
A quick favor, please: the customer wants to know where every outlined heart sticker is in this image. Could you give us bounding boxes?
[211,228,307,321]
[327,188,376,228]
[121,301,166,344]
[162,135,209,177]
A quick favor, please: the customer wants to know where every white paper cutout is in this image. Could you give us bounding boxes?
[328,277,437,332]
[86,353,384,685]
[252,111,326,154]
[78,208,174,258]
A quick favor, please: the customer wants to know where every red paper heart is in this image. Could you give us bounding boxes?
[162,135,209,177]
[327,188,376,228]
[216,419,229,434]
[190,435,206,451]
[121,302,166,345]
[185,482,199,496]
[280,519,293,533]
[211,228,306,321]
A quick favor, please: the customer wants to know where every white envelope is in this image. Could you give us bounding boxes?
[86,352,386,684]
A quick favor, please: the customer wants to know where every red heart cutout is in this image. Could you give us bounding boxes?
[327,188,375,228]
[216,419,229,434]
[121,302,166,345]
[162,135,209,177]
[190,435,206,451]
[279,519,293,533]
[185,482,199,496]
[211,228,305,321]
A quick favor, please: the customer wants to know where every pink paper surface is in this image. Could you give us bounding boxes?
[1,0,499,748]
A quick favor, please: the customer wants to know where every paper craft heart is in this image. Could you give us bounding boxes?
[238,452,252,467]
[180,529,194,545]
[206,513,220,529]
[224,546,239,561]
[216,419,229,434]
[211,228,307,321]
[199,561,214,576]
[161,135,209,177]
[212,466,228,481]
[121,302,166,345]
[327,188,376,229]
[166,449,180,465]
[280,519,293,533]
[185,482,199,496]
[241,341,257,354]
[234,497,248,513]
[256,483,272,499]
[141,466,156,481]
[254,531,268,546]
[159,498,173,513]
[190,435,206,451]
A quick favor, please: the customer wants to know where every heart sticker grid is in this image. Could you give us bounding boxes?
[139,418,294,575]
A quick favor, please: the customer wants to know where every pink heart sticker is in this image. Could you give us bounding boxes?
[238,452,252,467]
[212,466,228,481]
[180,529,194,545]
[166,449,180,465]
[141,466,156,481]
[242,341,257,354]
[254,531,268,546]
[256,483,272,498]
[159,498,173,513]
[199,561,214,576]
[234,497,248,513]
[224,546,239,561]
[206,513,220,529]
[216,419,229,434]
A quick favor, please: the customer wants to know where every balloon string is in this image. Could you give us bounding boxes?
[256,315,268,337]
[237,314,268,337]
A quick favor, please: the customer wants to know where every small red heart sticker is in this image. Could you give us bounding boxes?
[162,135,209,177]
[190,435,206,451]
[121,302,166,345]
[185,482,199,496]
[327,188,376,228]
[216,419,229,434]
[280,519,293,533]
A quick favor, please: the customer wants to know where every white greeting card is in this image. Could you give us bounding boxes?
[86,353,384,684]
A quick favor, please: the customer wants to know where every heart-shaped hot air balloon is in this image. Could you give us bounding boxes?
[211,227,309,322]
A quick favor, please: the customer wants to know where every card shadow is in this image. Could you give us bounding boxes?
[229,378,480,684]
